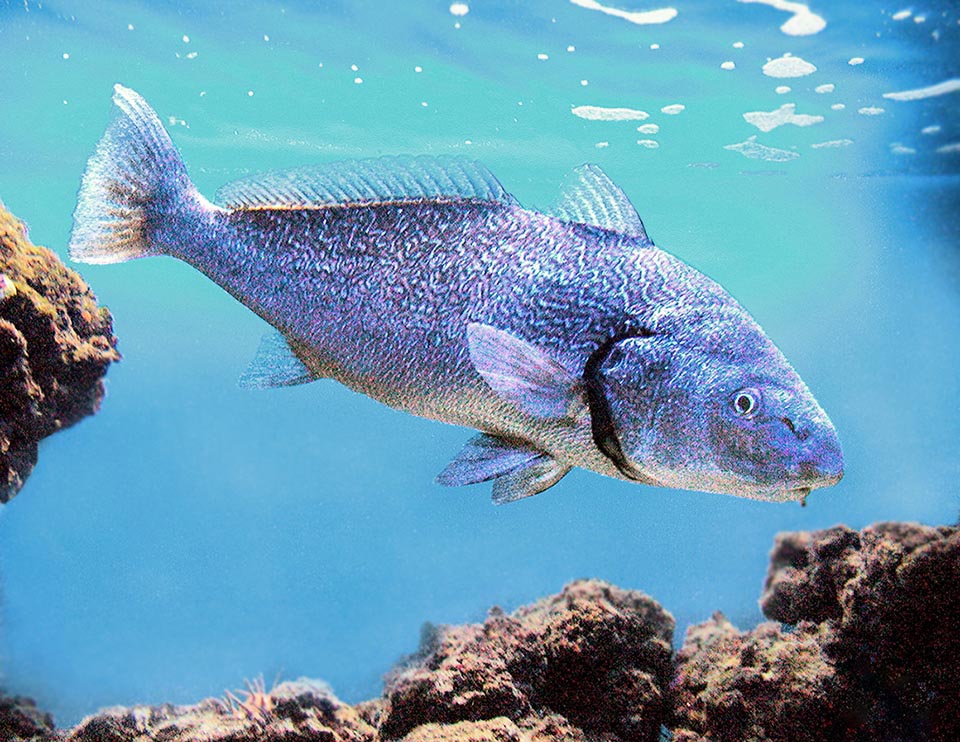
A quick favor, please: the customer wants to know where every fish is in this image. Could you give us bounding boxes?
[69,85,843,505]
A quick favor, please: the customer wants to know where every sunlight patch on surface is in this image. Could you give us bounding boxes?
[743,103,823,132]
[724,135,800,161]
[883,79,960,101]
[762,53,817,78]
[811,139,853,149]
[572,105,650,121]
[569,0,678,25]
[738,0,826,36]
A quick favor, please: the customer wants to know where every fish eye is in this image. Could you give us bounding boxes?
[732,388,760,417]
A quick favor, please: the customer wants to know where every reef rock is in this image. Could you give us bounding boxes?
[0,692,56,741]
[761,521,960,741]
[380,579,675,742]
[5,523,957,742]
[673,521,959,742]
[0,202,119,503]
[67,679,376,742]
[671,614,841,742]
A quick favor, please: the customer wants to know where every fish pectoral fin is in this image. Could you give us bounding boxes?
[547,164,652,244]
[435,433,569,504]
[238,330,320,389]
[467,323,582,419]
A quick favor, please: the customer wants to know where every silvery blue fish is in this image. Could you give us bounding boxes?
[70,85,843,505]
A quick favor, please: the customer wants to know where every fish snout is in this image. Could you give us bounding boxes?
[794,423,844,489]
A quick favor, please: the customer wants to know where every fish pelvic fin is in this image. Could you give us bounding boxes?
[435,433,570,504]
[238,330,321,389]
[69,84,204,264]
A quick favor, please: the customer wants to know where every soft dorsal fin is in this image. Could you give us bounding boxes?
[548,164,651,243]
[216,155,518,210]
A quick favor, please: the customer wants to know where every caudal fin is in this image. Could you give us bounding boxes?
[69,84,196,264]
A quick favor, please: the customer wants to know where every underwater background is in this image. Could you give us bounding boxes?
[0,0,957,727]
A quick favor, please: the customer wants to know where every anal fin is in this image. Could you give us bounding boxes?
[238,330,320,389]
[436,433,570,504]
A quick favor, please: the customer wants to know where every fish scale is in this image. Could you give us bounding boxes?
[69,84,843,505]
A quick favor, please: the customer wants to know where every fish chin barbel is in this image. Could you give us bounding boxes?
[70,84,843,505]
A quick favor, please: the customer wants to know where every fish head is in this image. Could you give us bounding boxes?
[593,307,843,501]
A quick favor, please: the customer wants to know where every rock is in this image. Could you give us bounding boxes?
[760,521,960,741]
[67,679,376,742]
[759,524,862,625]
[3,523,956,742]
[0,202,119,503]
[0,692,56,741]
[378,614,531,737]
[401,717,521,742]
[671,613,841,742]
[514,579,674,739]
[380,579,674,742]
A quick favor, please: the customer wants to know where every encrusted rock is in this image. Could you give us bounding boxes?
[671,613,841,742]
[0,692,56,741]
[5,523,957,742]
[0,202,119,503]
[760,521,960,741]
[514,580,674,739]
[67,679,375,742]
[380,579,674,742]
[401,717,521,742]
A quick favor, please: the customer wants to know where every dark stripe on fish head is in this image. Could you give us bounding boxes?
[583,324,656,482]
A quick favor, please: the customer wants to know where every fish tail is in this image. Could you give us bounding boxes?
[69,84,202,264]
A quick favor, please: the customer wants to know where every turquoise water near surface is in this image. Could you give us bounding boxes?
[0,0,958,727]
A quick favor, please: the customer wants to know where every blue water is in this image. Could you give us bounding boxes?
[0,0,958,727]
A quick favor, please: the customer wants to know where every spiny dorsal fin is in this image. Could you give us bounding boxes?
[549,164,651,243]
[216,155,518,210]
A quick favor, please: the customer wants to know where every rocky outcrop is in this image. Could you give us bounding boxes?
[761,522,960,741]
[67,679,377,742]
[0,203,119,503]
[379,579,675,742]
[673,521,959,742]
[0,692,56,741]
[672,615,842,742]
[2,521,956,741]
